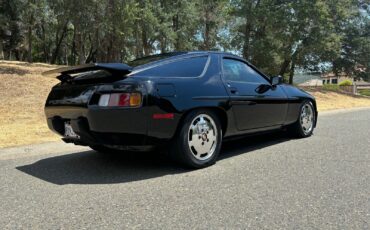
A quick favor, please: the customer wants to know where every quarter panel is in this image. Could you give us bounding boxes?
[280,84,317,125]
[138,54,233,139]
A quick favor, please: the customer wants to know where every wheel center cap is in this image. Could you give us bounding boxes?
[201,133,207,141]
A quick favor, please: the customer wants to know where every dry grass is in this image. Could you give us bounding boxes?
[0,60,370,148]
[308,90,370,112]
[0,60,60,148]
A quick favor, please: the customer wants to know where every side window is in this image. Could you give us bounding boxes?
[136,56,208,77]
[222,58,268,84]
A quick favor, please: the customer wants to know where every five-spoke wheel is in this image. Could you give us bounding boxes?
[188,114,218,161]
[289,101,316,138]
[170,110,222,168]
[300,103,314,135]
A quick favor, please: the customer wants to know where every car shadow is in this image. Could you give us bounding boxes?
[16,132,291,185]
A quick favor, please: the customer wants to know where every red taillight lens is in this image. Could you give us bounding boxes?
[152,113,174,119]
[118,93,130,106]
[98,93,141,107]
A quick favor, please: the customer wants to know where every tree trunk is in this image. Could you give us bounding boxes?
[173,11,180,50]
[14,50,20,60]
[27,24,33,63]
[289,59,295,85]
[27,1,34,63]
[242,0,260,60]
[141,28,150,56]
[77,32,85,64]
[134,28,142,58]
[288,48,300,84]
[0,42,4,60]
[71,28,77,65]
[172,0,182,50]
[279,59,290,76]
[41,24,48,63]
[160,36,166,53]
[51,22,68,64]
[64,44,68,65]
[203,10,210,50]
[242,23,251,60]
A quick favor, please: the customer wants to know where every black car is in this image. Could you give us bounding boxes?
[44,51,317,168]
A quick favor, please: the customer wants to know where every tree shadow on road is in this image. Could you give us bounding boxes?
[16,132,292,185]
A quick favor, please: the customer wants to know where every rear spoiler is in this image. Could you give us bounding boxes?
[42,63,133,81]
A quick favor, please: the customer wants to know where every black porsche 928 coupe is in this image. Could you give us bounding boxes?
[44,51,317,168]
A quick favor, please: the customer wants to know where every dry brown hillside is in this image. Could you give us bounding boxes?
[0,60,370,148]
[0,61,59,148]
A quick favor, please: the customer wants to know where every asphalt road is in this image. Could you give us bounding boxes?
[0,108,369,229]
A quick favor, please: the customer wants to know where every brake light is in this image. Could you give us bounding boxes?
[98,93,142,107]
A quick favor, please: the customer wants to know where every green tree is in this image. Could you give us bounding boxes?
[197,0,228,50]
[333,1,370,81]
[0,0,366,85]
[228,0,355,83]
[0,0,24,60]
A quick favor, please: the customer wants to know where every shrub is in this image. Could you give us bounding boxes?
[339,79,353,86]
[358,89,370,96]
[322,84,340,92]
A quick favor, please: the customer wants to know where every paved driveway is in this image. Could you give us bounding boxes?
[0,108,369,229]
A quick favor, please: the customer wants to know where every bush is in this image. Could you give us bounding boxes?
[322,84,340,92]
[339,79,353,86]
[358,89,370,96]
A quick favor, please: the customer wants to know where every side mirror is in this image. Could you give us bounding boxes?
[271,75,282,86]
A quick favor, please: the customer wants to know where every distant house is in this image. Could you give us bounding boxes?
[321,72,347,85]
[296,70,368,87]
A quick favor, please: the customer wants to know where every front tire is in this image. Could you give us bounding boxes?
[288,101,316,138]
[170,110,222,168]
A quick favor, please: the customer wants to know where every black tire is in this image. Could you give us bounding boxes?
[170,109,222,169]
[288,100,316,138]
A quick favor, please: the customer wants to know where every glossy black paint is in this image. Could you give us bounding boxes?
[44,51,317,148]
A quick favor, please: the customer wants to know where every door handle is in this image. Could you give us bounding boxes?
[226,82,238,94]
[229,87,238,94]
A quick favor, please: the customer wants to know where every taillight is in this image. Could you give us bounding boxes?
[98,93,142,107]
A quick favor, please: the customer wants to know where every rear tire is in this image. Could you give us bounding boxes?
[288,101,316,138]
[170,110,222,168]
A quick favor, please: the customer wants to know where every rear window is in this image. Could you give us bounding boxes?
[134,56,209,78]
[73,70,112,81]
[128,52,186,67]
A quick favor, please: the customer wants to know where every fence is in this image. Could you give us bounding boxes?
[299,84,370,96]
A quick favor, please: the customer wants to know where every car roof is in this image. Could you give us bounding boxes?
[128,51,270,81]
[128,51,244,68]
[178,51,241,58]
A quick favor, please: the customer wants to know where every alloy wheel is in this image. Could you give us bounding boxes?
[187,114,218,161]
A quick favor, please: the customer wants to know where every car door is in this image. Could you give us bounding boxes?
[221,57,288,130]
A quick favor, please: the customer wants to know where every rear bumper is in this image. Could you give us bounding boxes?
[46,106,147,133]
[45,106,163,146]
